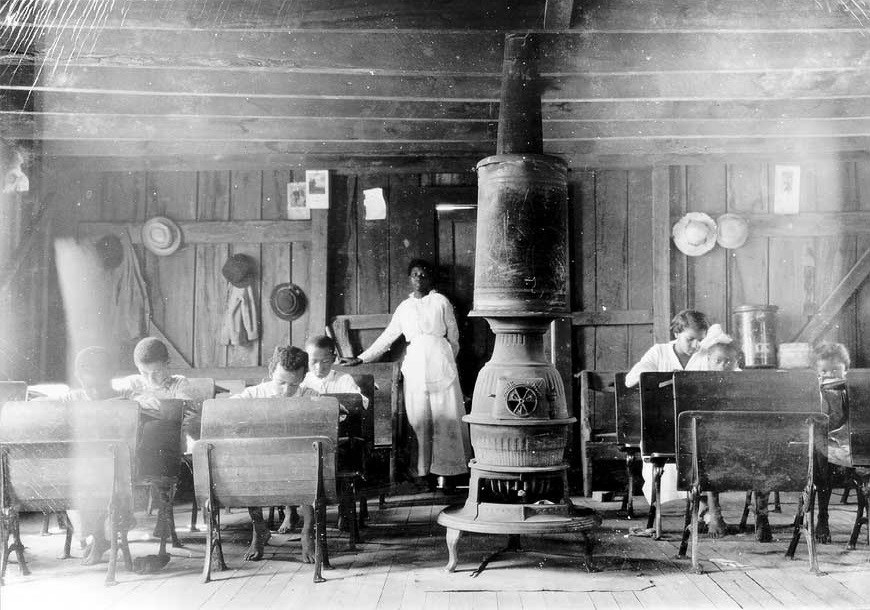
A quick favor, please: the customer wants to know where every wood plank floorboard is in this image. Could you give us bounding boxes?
[3,492,870,608]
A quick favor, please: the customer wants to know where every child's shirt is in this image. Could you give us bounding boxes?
[230,382,316,399]
[625,341,705,387]
[299,370,369,409]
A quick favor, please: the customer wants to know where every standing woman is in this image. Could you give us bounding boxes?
[344,259,472,486]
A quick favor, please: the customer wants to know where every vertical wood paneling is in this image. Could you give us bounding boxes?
[327,174,357,318]
[355,174,391,351]
[227,170,262,365]
[811,162,857,346]
[768,237,808,343]
[855,160,870,367]
[627,169,653,364]
[594,170,629,370]
[669,166,688,314]
[574,170,596,371]
[260,169,293,360]
[686,165,727,325]
[145,171,197,365]
[194,171,230,368]
[388,175,431,312]
[727,163,769,317]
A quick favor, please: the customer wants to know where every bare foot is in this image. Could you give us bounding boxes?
[277,515,297,534]
[755,514,772,542]
[244,514,271,561]
[82,539,110,566]
[301,532,315,563]
[706,515,729,539]
[815,518,831,543]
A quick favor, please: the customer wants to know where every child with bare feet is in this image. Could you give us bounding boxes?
[230,345,317,562]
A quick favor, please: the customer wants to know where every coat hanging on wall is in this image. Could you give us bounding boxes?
[220,254,260,346]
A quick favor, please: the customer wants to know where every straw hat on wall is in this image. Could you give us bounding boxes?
[672,212,717,256]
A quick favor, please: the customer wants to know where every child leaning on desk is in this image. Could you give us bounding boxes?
[228,345,317,560]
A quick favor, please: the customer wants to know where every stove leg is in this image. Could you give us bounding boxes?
[444,528,462,573]
[578,530,597,572]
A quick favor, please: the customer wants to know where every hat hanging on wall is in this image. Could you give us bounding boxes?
[222,253,258,288]
[94,233,124,270]
[672,212,717,257]
[715,213,749,249]
[270,282,307,321]
[142,216,182,256]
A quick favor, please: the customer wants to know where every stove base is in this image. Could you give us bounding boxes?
[437,505,600,574]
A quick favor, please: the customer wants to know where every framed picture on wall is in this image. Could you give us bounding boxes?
[305,169,330,209]
[773,164,800,215]
[287,181,310,219]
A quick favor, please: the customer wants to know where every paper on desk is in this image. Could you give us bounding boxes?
[363,187,387,220]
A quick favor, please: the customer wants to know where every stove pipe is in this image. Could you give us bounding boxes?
[465,33,574,505]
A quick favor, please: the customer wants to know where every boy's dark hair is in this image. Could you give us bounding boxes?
[268,345,308,375]
[814,342,851,369]
[670,309,709,335]
[305,334,335,353]
[407,258,435,277]
[133,337,169,365]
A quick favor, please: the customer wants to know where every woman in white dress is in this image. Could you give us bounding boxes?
[344,259,472,486]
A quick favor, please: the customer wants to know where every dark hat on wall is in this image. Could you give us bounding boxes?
[270,283,307,321]
[94,233,124,270]
[142,216,182,256]
[222,253,258,288]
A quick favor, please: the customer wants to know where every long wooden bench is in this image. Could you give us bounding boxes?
[639,369,821,538]
[0,399,140,586]
[677,410,828,573]
[193,396,340,583]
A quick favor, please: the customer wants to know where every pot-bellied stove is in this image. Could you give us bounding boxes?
[437,33,600,576]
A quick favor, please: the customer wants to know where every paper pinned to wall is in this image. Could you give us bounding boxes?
[773,164,801,215]
[363,187,387,220]
[287,181,310,219]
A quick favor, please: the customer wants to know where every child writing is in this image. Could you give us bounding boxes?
[229,345,316,561]
[625,309,709,387]
[299,335,368,409]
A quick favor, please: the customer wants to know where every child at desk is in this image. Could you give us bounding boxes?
[625,309,709,387]
[626,310,709,527]
[814,342,851,544]
[229,345,317,561]
[299,335,368,409]
[231,345,315,399]
[59,346,133,565]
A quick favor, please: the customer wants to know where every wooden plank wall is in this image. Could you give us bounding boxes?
[571,169,655,372]
[35,168,451,376]
[673,160,870,366]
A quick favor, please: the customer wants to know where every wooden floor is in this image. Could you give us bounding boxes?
[3,491,870,609]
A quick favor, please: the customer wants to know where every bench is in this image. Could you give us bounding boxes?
[0,399,139,586]
[639,370,820,538]
[577,371,637,510]
[677,410,828,574]
[193,397,340,583]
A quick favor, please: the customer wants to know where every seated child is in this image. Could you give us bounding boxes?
[229,345,316,562]
[626,309,708,387]
[692,326,741,539]
[627,310,709,521]
[59,347,131,565]
[299,335,368,409]
[231,345,315,399]
[813,342,851,544]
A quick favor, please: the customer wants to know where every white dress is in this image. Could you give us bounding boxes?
[359,290,472,477]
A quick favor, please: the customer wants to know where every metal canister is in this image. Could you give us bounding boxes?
[732,305,779,368]
[472,154,569,314]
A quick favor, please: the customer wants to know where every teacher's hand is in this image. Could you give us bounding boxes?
[340,357,363,366]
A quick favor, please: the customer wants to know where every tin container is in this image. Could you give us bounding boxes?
[732,305,779,368]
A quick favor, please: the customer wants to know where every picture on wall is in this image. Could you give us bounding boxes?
[305,170,330,209]
[287,181,310,219]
